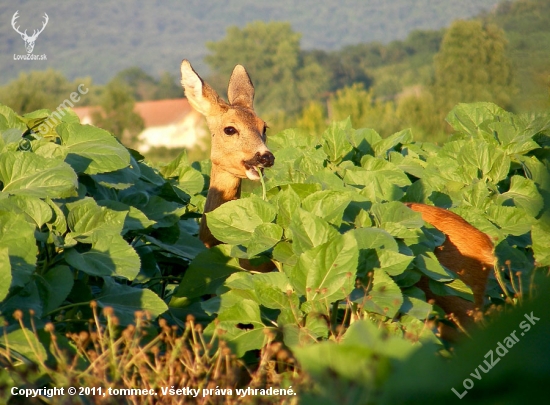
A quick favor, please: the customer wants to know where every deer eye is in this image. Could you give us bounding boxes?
[224,126,237,136]
[262,124,268,135]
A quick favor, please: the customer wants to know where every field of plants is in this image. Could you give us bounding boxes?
[0,101,548,404]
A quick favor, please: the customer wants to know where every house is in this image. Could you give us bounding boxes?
[72,98,207,153]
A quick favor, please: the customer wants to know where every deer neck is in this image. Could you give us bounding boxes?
[199,164,242,247]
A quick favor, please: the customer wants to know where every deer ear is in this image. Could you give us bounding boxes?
[228,65,254,109]
[180,60,224,116]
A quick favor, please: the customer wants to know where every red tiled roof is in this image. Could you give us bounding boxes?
[72,98,194,127]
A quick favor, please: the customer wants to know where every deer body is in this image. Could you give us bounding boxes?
[180,60,493,339]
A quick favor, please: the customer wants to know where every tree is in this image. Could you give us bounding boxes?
[92,80,144,147]
[433,20,515,111]
[0,70,93,114]
[205,21,329,116]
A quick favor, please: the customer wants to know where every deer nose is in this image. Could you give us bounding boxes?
[257,151,275,167]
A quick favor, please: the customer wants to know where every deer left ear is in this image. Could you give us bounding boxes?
[228,65,255,109]
[181,60,225,117]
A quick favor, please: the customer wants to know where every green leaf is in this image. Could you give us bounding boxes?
[97,200,156,232]
[206,293,271,357]
[373,128,413,157]
[0,248,12,302]
[67,198,126,242]
[486,205,535,236]
[172,245,242,301]
[302,190,355,226]
[0,151,77,198]
[253,273,299,310]
[97,279,168,325]
[428,278,474,302]
[64,232,140,280]
[499,176,544,217]
[0,212,37,288]
[322,118,354,163]
[41,265,74,314]
[414,252,455,282]
[247,223,283,257]
[289,208,339,255]
[295,232,358,302]
[0,327,47,363]
[371,202,424,239]
[532,224,550,267]
[457,140,510,183]
[446,102,510,136]
[273,186,301,229]
[57,123,130,175]
[0,195,52,227]
[363,269,403,318]
[206,197,276,246]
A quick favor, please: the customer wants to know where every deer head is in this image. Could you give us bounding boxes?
[12,11,49,54]
[180,60,275,247]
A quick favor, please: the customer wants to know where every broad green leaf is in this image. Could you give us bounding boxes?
[0,248,12,301]
[0,151,77,198]
[348,128,380,156]
[268,127,317,152]
[377,250,414,276]
[40,265,74,314]
[373,128,413,157]
[363,269,403,318]
[0,195,52,227]
[289,208,339,255]
[97,200,156,232]
[64,232,140,280]
[296,232,358,302]
[137,196,187,228]
[400,295,433,320]
[206,197,276,246]
[247,223,283,257]
[0,327,47,363]
[499,176,544,217]
[97,279,168,325]
[414,252,455,282]
[58,123,130,175]
[353,228,399,251]
[428,278,474,302]
[446,102,510,136]
[273,186,301,229]
[532,224,550,267]
[206,293,271,357]
[322,118,354,163]
[145,226,206,261]
[457,140,510,183]
[486,205,535,236]
[0,212,37,288]
[46,197,67,234]
[172,245,242,301]
[371,202,424,239]
[67,198,126,242]
[175,166,204,196]
[302,190,355,226]
[253,273,299,310]
[0,105,27,132]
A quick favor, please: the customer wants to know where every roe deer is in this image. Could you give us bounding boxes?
[179,60,494,340]
[405,202,495,340]
[180,60,275,248]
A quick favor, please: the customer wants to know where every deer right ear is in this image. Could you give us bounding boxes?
[180,60,223,116]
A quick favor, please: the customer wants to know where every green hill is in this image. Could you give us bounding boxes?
[0,0,500,84]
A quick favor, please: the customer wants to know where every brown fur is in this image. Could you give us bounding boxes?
[180,60,273,248]
[405,202,495,339]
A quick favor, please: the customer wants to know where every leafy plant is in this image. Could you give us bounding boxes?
[0,101,548,404]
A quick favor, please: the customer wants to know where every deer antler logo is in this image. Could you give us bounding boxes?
[11,10,49,54]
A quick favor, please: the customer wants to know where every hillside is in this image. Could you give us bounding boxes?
[0,0,500,84]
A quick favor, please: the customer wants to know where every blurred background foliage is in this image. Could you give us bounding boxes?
[0,0,548,157]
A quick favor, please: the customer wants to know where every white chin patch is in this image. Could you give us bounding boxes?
[245,166,261,180]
